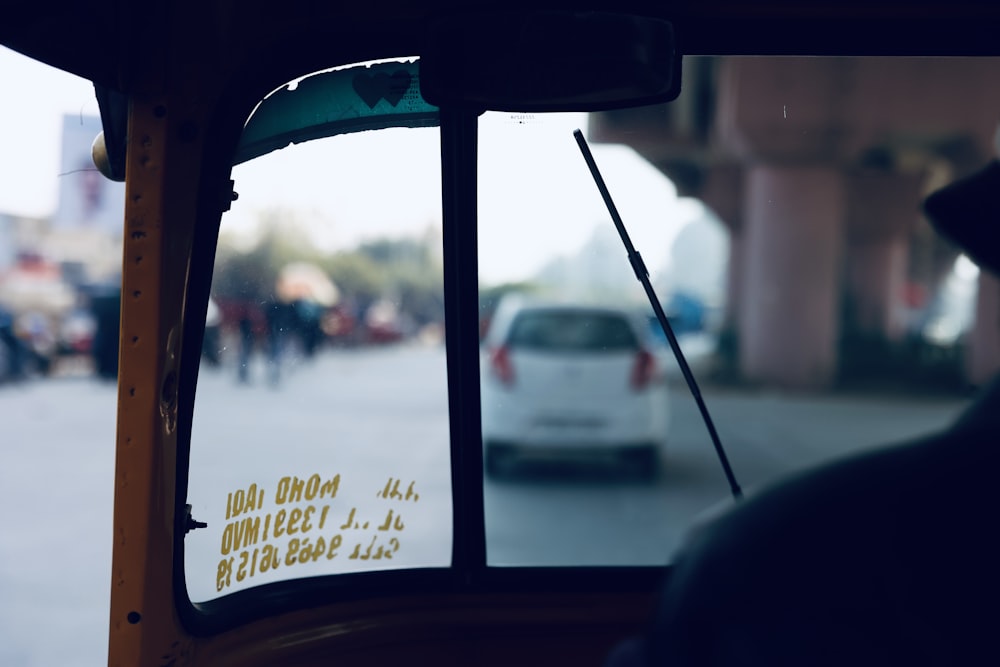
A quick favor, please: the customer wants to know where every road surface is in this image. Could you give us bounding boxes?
[0,343,972,666]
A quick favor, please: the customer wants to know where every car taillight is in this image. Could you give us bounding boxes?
[630,348,655,391]
[490,345,515,386]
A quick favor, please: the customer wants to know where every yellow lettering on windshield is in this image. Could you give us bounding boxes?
[213,473,417,592]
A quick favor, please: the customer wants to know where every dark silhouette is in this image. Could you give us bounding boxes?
[0,306,25,380]
[89,287,121,381]
[237,309,256,384]
[607,387,1000,666]
[264,299,297,385]
[606,159,1000,666]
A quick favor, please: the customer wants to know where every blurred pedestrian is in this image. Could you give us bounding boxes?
[237,304,255,384]
[264,299,295,386]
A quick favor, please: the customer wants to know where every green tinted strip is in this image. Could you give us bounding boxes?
[235,59,439,165]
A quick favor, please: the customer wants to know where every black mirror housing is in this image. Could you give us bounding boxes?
[420,11,680,112]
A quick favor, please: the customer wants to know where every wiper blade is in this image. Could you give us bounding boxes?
[573,128,742,500]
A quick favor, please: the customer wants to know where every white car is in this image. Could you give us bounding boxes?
[480,297,670,477]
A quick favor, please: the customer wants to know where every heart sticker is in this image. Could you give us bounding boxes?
[352,70,413,109]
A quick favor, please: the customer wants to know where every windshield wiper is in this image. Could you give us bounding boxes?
[573,128,742,501]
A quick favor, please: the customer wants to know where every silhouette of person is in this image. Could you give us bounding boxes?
[604,159,1000,667]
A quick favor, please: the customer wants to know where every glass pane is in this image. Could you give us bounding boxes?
[478,58,982,566]
[184,116,451,602]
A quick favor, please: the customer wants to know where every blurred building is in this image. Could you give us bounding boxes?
[47,114,124,283]
[663,213,729,313]
[0,115,123,375]
[0,214,14,270]
[53,114,124,237]
[1,114,123,286]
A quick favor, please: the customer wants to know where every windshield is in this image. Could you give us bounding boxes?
[474,57,989,566]
[180,56,992,602]
[184,92,452,601]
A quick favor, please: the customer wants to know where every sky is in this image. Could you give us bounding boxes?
[0,47,103,219]
[0,46,708,285]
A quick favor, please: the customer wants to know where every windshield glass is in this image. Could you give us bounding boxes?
[182,54,991,596]
[478,55,990,565]
[183,71,451,601]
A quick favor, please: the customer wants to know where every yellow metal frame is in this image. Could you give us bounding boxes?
[111,88,205,664]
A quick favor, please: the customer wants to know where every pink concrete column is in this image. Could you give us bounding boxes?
[966,271,1000,387]
[843,169,923,341]
[844,238,909,340]
[724,231,745,334]
[740,165,844,389]
[700,164,744,332]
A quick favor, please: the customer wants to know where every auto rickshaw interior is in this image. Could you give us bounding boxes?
[3,3,1000,666]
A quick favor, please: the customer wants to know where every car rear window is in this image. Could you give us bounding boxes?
[507,310,638,351]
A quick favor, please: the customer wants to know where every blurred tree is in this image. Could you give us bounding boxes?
[214,209,321,303]
[321,251,386,304]
[213,209,444,326]
[353,237,443,325]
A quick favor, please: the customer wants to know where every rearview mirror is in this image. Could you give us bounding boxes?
[420,11,680,112]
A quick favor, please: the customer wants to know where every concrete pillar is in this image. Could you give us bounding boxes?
[724,231,745,334]
[740,165,844,389]
[966,271,1000,386]
[842,169,924,342]
[843,238,909,340]
[699,164,744,335]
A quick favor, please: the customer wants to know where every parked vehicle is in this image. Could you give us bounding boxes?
[57,307,97,356]
[481,297,669,476]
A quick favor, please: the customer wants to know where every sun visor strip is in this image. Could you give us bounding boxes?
[234,59,439,165]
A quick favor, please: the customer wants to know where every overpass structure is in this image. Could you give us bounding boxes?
[592,56,1000,389]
